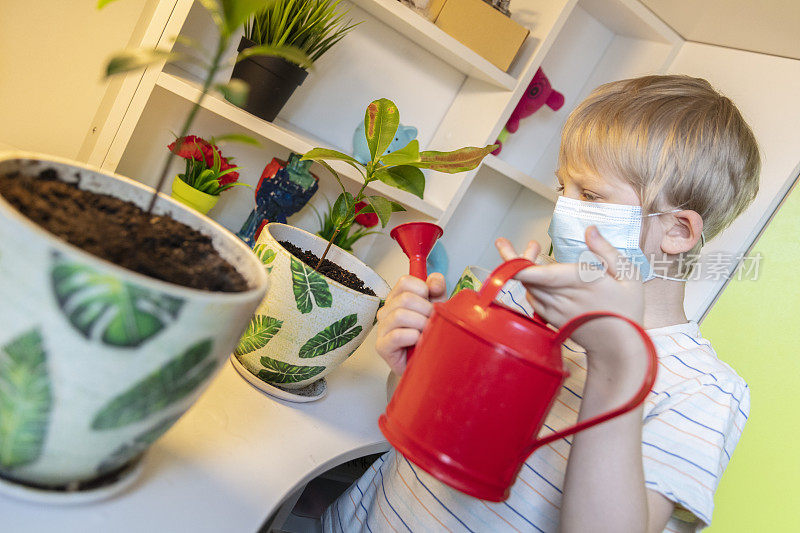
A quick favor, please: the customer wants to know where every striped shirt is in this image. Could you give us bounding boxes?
[322,321,749,532]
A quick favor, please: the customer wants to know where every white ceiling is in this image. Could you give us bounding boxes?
[641,0,800,60]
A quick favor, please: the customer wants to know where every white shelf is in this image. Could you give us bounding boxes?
[154,72,445,219]
[349,0,518,90]
[482,154,559,202]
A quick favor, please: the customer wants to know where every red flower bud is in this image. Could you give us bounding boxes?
[354,201,379,228]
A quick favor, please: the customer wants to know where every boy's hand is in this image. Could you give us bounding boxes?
[496,226,645,381]
[375,273,447,376]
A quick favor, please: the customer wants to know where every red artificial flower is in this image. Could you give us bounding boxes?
[167,135,210,163]
[354,201,379,228]
[218,158,240,185]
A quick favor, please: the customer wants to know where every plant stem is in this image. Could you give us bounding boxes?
[315,180,370,270]
[145,35,228,214]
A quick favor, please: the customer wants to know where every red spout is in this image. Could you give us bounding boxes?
[390,222,443,280]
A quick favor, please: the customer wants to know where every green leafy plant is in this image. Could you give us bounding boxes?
[312,198,380,252]
[101,0,312,213]
[302,98,496,269]
[244,0,359,65]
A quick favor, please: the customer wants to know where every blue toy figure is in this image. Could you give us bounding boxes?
[353,122,418,164]
[237,153,319,247]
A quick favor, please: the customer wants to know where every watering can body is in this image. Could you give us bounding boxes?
[378,258,657,502]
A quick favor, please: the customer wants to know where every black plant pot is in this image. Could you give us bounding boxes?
[230,37,309,122]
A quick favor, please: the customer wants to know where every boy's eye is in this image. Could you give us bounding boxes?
[581,191,598,201]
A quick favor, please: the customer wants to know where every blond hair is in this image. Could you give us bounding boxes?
[558,75,760,272]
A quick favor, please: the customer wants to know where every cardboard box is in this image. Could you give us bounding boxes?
[431,0,529,72]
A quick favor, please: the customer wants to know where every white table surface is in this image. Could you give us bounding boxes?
[0,330,392,532]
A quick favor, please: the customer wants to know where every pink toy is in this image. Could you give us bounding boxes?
[493,68,565,155]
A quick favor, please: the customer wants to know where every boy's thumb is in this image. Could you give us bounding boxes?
[585,226,627,279]
[427,272,447,301]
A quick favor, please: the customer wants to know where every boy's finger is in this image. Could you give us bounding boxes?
[388,275,431,300]
[495,238,519,261]
[427,273,447,301]
[585,226,628,280]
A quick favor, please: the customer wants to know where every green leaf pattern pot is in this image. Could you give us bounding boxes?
[235,223,390,389]
[0,153,268,487]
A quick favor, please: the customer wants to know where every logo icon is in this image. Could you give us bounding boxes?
[578,250,606,282]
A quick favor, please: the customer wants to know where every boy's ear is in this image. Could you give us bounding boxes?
[661,210,704,255]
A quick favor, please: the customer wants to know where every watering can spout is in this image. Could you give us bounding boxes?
[390,222,443,280]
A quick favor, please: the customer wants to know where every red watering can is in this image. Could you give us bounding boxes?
[378,256,658,502]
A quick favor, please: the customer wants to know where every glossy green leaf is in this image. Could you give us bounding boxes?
[51,258,184,347]
[237,44,312,69]
[364,99,399,163]
[290,257,333,314]
[257,356,325,384]
[91,339,216,430]
[373,165,425,199]
[379,139,420,167]
[302,148,360,166]
[365,196,404,228]
[96,414,180,475]
[412,145,497,173]
[299,313,362,358]
[213,132,260,146]
[105,48,178,78]
[215,79,250,107]
[221,0,267,35]
[234,315,283,356]
[0,329,52,468]
[331,192,355,228]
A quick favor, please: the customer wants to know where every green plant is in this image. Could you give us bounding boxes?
[312,198,380,252]
[169,135,249,196]
[101,0,312,214]
[301,98,496,269]
[244,0,359,65]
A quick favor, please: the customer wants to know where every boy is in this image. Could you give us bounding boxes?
[323,75,759,532]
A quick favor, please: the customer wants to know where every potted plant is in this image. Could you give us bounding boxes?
[168,135,248,214]
[0,0,305,495]
[231,0,359,121]
[233,98,495,390]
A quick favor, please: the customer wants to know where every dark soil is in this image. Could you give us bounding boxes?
[0,169,248,292]
[279,240,376,296]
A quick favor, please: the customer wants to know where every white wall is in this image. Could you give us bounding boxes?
[0,0,155,159]
[666,43,800,321]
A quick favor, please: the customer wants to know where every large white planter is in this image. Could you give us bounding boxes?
[0,153,268,488]
[234,223,390,389]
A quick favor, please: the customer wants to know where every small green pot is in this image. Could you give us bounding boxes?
[170,175,219,214]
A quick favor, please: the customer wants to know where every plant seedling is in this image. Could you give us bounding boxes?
[301,98,496,270]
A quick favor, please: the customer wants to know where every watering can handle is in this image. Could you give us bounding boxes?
[476,258,536,308]
[521,312,658,458]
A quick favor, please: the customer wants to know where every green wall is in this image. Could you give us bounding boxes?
[703,180,800,531]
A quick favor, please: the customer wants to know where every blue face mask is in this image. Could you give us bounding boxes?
[547,196,701,282]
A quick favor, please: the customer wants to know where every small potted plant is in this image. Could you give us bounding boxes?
[231,0,359,121]
[0,0,305,495]
[233,98,495,391]
[168,135,247,214]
